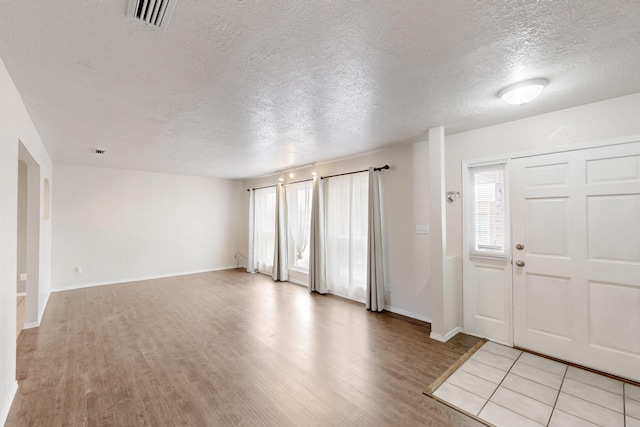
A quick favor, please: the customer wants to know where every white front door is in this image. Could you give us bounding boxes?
[463,163,513,346]
[511,142,640,381]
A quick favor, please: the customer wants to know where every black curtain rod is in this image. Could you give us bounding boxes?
[247,184,277,192]
[320,164,389,180]
[245,178,313,192]
[285,178,314,186]
[247,165,389,191]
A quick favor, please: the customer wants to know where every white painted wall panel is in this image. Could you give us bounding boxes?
[0,57,52,425]
[52,165,243,290]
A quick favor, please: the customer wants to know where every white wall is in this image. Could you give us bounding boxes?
[242,142,433,321]
[0,57,52,424]
[16,160,27,294]
[52,165,244,290]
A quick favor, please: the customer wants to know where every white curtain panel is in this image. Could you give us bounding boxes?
[324,173,368,301]
[272,183,289,281]
[253,187,276,275]
[366,168,385,311]
[285,181,313,270]
[247,189,256,273]
[308,176,327,293]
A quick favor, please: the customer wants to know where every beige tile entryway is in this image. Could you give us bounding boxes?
[433,341,640,427]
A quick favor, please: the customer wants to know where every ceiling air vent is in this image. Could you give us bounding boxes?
[127,0,177,30]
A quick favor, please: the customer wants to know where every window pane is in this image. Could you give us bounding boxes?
[285,181,313,270]
[254,187,276,274]
[470,164,506,255]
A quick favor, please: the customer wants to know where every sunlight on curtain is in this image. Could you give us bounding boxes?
[247,189,256,273]
[286,181,313,270]
[324,173,369,301]
[253,187,276,275]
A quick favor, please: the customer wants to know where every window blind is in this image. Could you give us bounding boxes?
[470,164,507,256]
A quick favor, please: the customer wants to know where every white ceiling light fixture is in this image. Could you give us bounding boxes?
[127,0,177,30]
[498,78,548,106]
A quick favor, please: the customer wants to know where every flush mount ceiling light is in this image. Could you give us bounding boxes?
[498,78,548,105]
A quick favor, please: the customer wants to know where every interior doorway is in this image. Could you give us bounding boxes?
[16,159,28,336]
[17,141,41,330]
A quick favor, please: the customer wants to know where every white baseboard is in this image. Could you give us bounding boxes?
[24,321,40,329]
[287,278,308,287]
[38,291,50,323]
[430,326,463,343]
[51,266,238,293]
[0,381,18,426]
[384,305,432,323]
[16,292,26,297]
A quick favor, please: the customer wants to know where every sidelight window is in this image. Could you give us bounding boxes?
[469,163,507,256]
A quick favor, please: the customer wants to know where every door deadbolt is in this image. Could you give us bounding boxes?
[515,260,525,267]
[516,243,524,250]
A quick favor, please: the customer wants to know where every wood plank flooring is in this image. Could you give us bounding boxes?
[8,269,482,426]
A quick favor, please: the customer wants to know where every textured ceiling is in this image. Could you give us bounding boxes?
[1,1,640,179]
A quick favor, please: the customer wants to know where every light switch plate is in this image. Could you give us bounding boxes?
[416,225,430,234]
[19,273,27,281]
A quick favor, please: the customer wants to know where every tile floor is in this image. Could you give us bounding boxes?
[433,341,640,427]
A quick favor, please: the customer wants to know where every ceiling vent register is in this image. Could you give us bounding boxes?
[127,0,177,30]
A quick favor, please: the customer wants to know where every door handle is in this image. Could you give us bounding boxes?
[516,243,524,250]
[515,260,525,267]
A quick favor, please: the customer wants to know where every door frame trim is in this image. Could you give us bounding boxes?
[460,133,640,344]
[462,158,513,345]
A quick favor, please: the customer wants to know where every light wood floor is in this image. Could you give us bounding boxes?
[8,269,482,426]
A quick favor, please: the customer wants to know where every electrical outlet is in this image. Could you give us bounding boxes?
[19,273,27,281]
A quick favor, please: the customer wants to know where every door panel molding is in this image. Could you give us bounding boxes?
[512,141,640,382]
